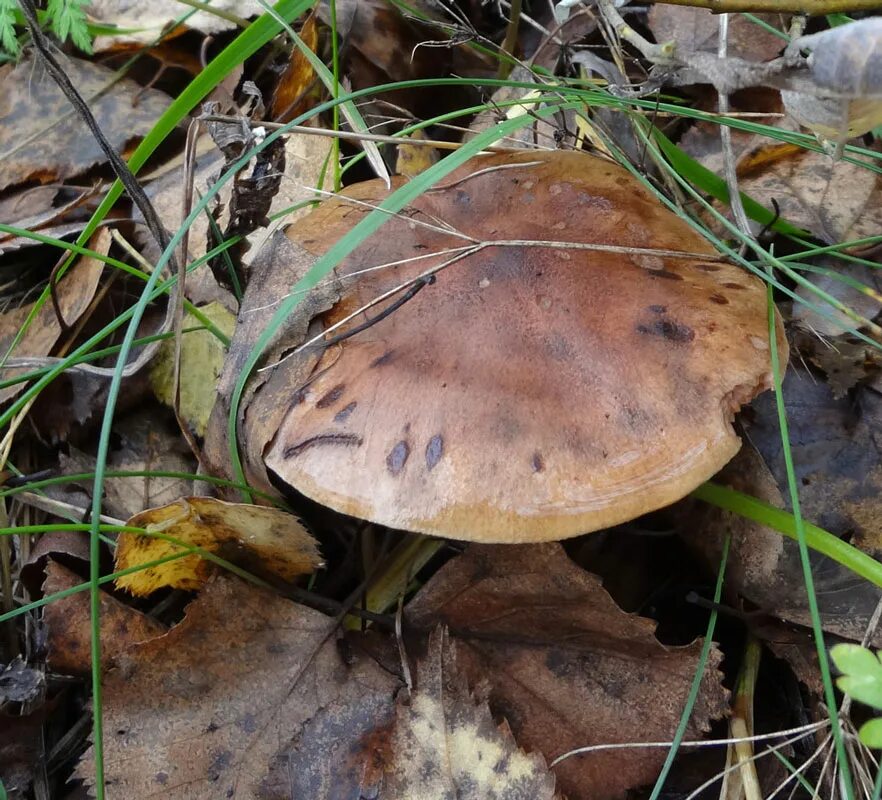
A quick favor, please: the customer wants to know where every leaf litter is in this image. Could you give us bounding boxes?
[3,4,882,800]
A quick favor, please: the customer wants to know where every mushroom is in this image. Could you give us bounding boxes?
[263,150,788,543]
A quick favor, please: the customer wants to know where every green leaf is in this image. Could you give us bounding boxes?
[831,644,882,711]
[0,0,18,55]
[860,719,882,749]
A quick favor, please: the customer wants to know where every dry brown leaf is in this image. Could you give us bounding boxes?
[116,497,322,595]
[59,413,195,520]
[0,56,169,192]
[405,543,729,800]
[682,368,882,646]
[42,560,167,676]
[270,12,320,123]
[0,227,109,404]
[383,628,561,800]
[735,146,882,243]
[647,7,786,63]
[75,575,400,799]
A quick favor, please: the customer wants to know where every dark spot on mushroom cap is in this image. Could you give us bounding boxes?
[316,384,345,409]
[648,304,667,314]
[371,350,395,368]
[696,263,723,271]
[284,433,362,458]
[531,452,545,473]
[723,282,747,290]
[334,401,357,423]
[648,270,684,281]
[637,319,695,343]
[387,441,410,475]
[709,293,729,305]
[426,435,443,470]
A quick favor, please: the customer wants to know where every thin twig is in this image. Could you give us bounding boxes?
[648,0,882,14]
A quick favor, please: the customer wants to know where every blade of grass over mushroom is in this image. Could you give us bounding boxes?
[693,483,882,590]
[623,120,882,352]
[648,537,729,800]
[225,103,577,493]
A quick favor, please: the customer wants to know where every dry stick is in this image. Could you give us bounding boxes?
[646,0,882,13]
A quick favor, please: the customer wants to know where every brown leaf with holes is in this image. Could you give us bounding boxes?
[42,560,167,676]
[75,575,401,800]
[116,497,322,595]
[0,55,170,192]
[405,543,729,800]
[0,227,108,403]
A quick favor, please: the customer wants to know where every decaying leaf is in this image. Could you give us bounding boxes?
[734,144,882,243]
[59,413,196,520]
[0,228,109,404]
[683,366,882,646]
[0,708,45,799]
[116,497,322,595]
[42,560,167,676]
[405,544,729,800]
[382,628,560,800]
[76,575,400,799]
[0,55,170,192]
[149,302,236,436]
[648,7,786,63]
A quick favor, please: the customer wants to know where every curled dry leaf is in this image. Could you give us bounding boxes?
[0,55,169,192]
[405,543,729,800]
[0,228,109,404]
[256,150,784,542]
[42,560,167,676]
[76,575,400,800]
[116,496,322,595]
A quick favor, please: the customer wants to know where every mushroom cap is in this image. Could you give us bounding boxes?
[265,150,787,543]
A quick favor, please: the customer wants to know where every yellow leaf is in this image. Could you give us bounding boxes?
[116,497,322,595]
[149,302,236,436]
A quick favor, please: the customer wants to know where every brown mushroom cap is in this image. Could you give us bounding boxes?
[264,150,788,543]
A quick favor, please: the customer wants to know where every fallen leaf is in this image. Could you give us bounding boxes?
[42,560,167,676]
[682,368,882,646]
[0,228,109,403]
[116,497,322,595]
[18,529,91,596]
[735,146,882,243]
[382,628,561,800]
[59,413,196,520]
[647,7,786,63]
[0,708,45,798]
[149,302,236,436]
[76,575,400,799]
[0,658,44,705]
[270,12,320,123]
[405,543,729,800]
[86,0,263,48]
[0,55,170,192]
